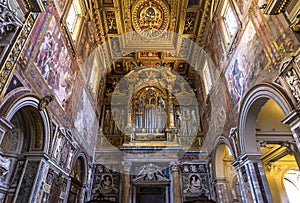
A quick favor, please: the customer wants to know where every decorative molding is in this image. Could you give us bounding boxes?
[196,0,211,46]
[0,1,22,40]
[60,21,77,59]
[132,163,169,182]
[38,94,54,111]
[131,0,170,38]
[0,12,38,96]
[0,154,10,180]
[263,0,292,15]
[290,15,300,32]
[121,161,132,173]
[170,160,180,171]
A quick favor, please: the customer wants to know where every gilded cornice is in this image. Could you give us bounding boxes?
[196,0,212,46]
[263,0,292,14]
[90,0,105,45]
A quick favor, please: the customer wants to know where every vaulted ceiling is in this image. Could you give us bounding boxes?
[89,0,212,97]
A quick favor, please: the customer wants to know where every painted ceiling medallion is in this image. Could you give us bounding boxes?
[132,0,169,38]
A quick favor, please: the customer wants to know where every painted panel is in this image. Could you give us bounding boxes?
[74,88,99,149]
[225,20,268,105]
[31,8,77,107]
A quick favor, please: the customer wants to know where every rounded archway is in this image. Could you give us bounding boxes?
[238,83,294,154]
[68,153,88,203]
[0,94,51,202]
[238,84,299,202]
[212,138,242,203]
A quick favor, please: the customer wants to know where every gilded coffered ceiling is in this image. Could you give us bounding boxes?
[89,0,211,95]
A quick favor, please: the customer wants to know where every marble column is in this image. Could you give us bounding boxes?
[170,161,181,203]
[213,177,229,203]
[14,158,49,203]
[121,161,131,203]
[237,154,272,203]
[232,160,252,203]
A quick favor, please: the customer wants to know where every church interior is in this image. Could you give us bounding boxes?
[0,0,300,202]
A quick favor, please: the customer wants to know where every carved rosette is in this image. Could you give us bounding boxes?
[132,0,169,38]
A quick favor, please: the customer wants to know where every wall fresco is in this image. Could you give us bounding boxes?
[225,20,268,106]
[31,9,77,107]
[74,88,99,149]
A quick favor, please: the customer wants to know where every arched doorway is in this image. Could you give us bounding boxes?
[0,95,51,202]
[238,84,300,202]
[213,141,242,203]
[68,155,87,203]
[256,99,299,202]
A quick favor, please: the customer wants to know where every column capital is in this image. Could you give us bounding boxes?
[238,152,262,163]
[170,161,180,172]
[122,161,132,173]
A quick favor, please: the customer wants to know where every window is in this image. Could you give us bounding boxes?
[219,0,241,54]
[66,3,77,33]
[224,5,238,39]
[65,0,84,42]
[202,60,212,95]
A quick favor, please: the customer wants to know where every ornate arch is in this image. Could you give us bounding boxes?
[0,93,52,154]
[71,152,89,184]
[238,83,295,155]
[212,135,236,178]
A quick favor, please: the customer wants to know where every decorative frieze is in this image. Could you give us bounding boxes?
[276,57,300,105]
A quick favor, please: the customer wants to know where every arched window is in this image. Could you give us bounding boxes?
[202,60,212,95]
[65,0,85,43]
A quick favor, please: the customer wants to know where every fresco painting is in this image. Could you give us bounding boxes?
[225,20,268,105]
[74,89,99,148]
[33,13,76,107]
[53,0,68,14]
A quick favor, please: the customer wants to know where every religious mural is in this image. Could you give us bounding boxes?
[20,6,77,109]
[74,88,99,149]
[77,21,96,68]
[32,12,76,107]
[225,20,268,106]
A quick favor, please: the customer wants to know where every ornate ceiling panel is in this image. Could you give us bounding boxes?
[90,0,211,97]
